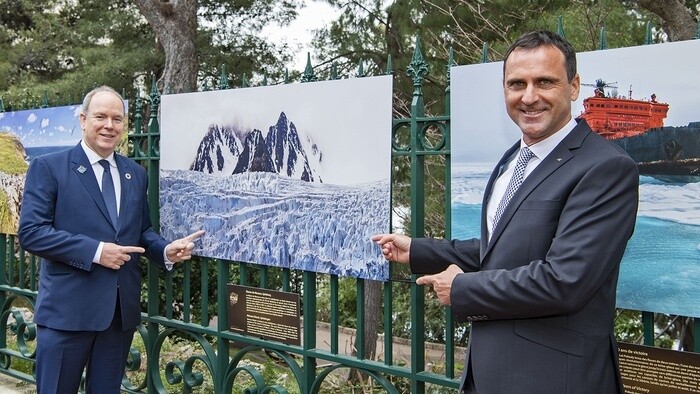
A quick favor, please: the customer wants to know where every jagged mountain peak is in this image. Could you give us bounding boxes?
[265,112,323,183]
[234,128,275,174]
[190,124,241,174]
[191,112,323,183]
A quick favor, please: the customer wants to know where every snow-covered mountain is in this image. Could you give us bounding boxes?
[234,128,275,174]
[189,112,323,182]
[189,124,241,174]
[266,112,322,182]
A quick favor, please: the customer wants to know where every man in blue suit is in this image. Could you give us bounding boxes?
[19,86,205,393]
[373,31,639,393]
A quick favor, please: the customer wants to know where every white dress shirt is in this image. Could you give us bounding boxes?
[81,141,173,269]
[486,118,578,240]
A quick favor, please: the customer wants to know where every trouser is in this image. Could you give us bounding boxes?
[35,296,135,393]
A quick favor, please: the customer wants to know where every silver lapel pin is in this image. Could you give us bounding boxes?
[77,165,86,173]
[125,173,131,180]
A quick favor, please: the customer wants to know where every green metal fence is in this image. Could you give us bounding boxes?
[1,33,699,393]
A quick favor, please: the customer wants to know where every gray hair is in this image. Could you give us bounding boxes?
[81,86,125,115]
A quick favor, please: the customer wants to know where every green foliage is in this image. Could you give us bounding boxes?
[0,0,299,109]
[316,276,361,328]
[0,0,160,109]
[196,0,299,86]
[534,0,663,52]
[140,256,220,324]
[615,309,645,343]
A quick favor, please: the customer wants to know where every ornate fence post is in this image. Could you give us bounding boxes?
[406,36,429,394]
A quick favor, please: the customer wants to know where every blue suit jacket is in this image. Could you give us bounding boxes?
[410,120,639,393]
[19,144,168,331]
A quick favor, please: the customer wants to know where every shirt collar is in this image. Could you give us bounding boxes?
[520,117,577,159]
[81,140,116,167]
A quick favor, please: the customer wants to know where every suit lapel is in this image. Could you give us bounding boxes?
[480,142,519,260]
[70,145,116,230]
[482,122,590,259]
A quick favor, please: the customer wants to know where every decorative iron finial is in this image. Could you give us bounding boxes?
[556,16,565,38]
[284,68,289,84]
[480,42,490,63]
[357,59,365,77]
[133,94,143,135]
[407,37,429,87]
[301,53,318,82]
[262,74,268,86]
[445,46,453,113]
[447,47,454,90]
[598,26,608,50]
[386,54,394,75]
[41,90,49,108]
[241,73,249,88]
[329,62,338,80]
[645,22,653,44]
[218,64,229,90]
[149,74,160,107]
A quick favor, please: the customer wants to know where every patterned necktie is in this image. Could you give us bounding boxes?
[493,147,535,230]
[99,159,118,226]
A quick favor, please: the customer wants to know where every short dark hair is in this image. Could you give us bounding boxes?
[503,30,577,82]
[81,86,125,115]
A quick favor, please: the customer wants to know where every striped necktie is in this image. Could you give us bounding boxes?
[493,147,535,230]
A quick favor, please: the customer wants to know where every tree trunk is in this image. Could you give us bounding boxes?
[632,0,697,41]
[349,279,382,388]
[132,0,199,93]
[363,279,382,361]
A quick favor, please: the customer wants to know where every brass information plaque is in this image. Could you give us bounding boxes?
[618,342,700,393]
[227,284,301,346]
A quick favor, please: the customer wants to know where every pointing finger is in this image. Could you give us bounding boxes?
[371,234,391,244]
[416,275,434,287]
[121,246,145,254]
[184,230,205,242]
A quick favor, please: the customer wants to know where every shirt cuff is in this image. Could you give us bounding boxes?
[164,246,174,271]
[93,242,104,264]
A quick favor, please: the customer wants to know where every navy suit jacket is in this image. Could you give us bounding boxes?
[19,144,168,331]
[410,120,639,393]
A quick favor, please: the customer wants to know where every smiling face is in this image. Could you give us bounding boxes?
[79,90,125,158]
[503,45,580,145]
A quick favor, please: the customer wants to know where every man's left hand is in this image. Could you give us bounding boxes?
[416,264,462,306]
[166,230,205,263]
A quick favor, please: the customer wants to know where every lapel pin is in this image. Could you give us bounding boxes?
[125,173,131,180]
[557,158,562,161]
[77,165,86,173]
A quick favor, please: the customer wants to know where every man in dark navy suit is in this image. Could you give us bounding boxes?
[373,31,638,393]
[19,86,204,393]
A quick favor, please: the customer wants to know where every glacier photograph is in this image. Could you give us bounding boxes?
[159,76,393,280]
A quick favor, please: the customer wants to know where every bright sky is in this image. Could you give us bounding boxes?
[262,1,339,71]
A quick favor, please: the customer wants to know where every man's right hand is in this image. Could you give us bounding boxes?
[371,234,411,263]
[99,243,145,270]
